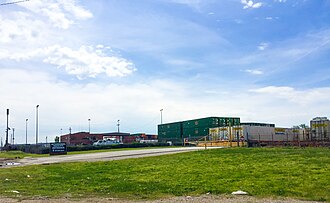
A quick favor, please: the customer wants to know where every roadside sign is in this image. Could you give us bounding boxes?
[50,142,67,155]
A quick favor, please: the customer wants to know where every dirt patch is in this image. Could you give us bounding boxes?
[0,195,323,203]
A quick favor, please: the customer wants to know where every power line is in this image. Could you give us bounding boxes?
[0,0,30,6]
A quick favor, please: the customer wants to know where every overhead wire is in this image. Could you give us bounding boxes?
[0,0,30,6]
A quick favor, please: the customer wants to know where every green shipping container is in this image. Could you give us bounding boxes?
[183,127,209,138]
[158,122,182,132]
[159,131,182,138]
[158,117,240,144]
[183,117,220,128]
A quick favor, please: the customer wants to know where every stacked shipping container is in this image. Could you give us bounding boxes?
[310,117,330,141]
[209,123,311,142]
[158,117,240,144]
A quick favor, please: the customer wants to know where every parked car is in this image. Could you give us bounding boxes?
[93,138,121,146]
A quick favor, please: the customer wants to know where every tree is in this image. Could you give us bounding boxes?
[299,124,309,129]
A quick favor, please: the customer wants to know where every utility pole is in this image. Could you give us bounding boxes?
[117,120,120,133]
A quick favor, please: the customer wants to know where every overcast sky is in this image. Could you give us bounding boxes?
[1,0,330,144]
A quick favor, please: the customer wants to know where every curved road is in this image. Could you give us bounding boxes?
[3,147,222,167]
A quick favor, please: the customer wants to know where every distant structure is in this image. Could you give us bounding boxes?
[310,117,330,141]
[158,117,240,144]
[60,132,157,146]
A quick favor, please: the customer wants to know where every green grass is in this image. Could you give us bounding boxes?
[67,146,177,155]
[0,147,329,201]
[0,151,45,159]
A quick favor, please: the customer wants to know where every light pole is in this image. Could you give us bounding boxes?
[36,105,39,144]
[160,109,163,124]
[5,109,9,146]
[88,118,91,134]
[117,120,120,133]
[25,119,28,145]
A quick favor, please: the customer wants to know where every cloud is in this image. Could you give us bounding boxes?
[250,86,330,106]
[0,45,136,79]
[275,0,287,2]
[258,42,269,50]
[245,69,264,75]
[43,45,136,79]
[18,0,93,29]
[217,29,330,76]
[241,0,263,9]
[0,13,46,45]
[0,2,134,79]
[166,0,203,9]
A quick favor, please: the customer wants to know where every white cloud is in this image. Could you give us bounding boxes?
[0,2,134,79]
[241,0,263,9]
[0,13,46,45]
[0,45,136,79]
[250,86,330,106]
[275,0,287,2]
[258,42,269,50]
[43,45,136,79]
[167,0,203,8]
[245,69,264,75]
[19,0,92,29]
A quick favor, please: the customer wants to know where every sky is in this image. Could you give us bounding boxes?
[1,0,330,144]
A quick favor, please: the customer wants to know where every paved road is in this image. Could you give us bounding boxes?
[2,147,222,167]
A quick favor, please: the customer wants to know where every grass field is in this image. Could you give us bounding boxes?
[0,150,45,159]
[0,147,329,201]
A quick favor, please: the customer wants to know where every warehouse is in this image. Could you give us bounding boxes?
[158,117,240,144]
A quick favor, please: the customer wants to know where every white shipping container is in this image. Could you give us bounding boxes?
[209,126,243,141]
[242,125,275,141]
[210,125,310,142]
